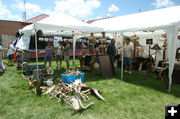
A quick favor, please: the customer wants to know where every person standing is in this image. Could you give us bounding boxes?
[44,43,53,67]
[7,41,15,65]
[55,41,64,68]
[16,49,22,70]
[80,42,86,68]
[63,39,70,69]
[0,45,5,72]
[107,39,116,62]
[124,37,134,74]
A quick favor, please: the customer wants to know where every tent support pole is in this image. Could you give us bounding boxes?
[35,30,39,80]
[121,33,124,79]
[72,33,76,65]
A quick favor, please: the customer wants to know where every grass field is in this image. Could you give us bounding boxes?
[0,60,180,119]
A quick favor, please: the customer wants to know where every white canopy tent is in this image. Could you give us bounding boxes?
[20,12,103,63]
[91,6,180,92]
[20,12,103,33]
[18,12,103,80]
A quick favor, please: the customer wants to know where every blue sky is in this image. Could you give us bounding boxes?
[0,0,180,21]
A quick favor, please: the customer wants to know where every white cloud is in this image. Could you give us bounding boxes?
[108,4,119,12]
[95,16,102,19]
[3,0,101,21]
[0,0,21,20]
[42,9,54,15]
[54,0,101,19]
[12,1,41,16]
[152,0,175,8]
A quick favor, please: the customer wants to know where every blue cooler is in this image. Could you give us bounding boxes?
[61,73,85,84]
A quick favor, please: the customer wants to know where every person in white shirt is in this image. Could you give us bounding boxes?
[124,37,134,74]
[55,41,64,68]
[7,41,15,65]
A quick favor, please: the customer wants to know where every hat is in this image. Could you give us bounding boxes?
[125,37,130,41]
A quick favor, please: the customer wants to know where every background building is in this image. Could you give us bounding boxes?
[0,14,48,57]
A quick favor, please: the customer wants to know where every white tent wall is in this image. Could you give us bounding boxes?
[110,31,167,67]
[123,31,167,66]
[167,25,179,92]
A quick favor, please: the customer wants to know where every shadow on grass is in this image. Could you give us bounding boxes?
[80,67,180,98]
[118,70,180,98]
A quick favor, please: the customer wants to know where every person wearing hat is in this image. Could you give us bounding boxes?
[124,37,134,74]
[63,39,70,69]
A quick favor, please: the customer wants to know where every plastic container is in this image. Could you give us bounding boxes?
[61,73,84,84]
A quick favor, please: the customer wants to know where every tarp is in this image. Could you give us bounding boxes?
[16,34,30,50]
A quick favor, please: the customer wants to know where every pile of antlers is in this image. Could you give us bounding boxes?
[43,79,100,110]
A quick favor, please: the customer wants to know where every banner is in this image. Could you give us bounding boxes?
[54,36,62,47]
[16,34,30,50]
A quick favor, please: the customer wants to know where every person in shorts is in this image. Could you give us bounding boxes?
[55,41,64,68]
[44,43,53,67]
[124,37,134,74]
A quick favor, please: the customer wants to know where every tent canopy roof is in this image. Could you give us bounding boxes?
[20,12,103,33]
[91,6,180,32]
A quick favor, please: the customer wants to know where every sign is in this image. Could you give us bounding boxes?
[146,39,153,45]
[38,37,54,42]
[54,36,62,47]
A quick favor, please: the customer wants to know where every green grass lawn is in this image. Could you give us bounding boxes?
[0,60,180,119]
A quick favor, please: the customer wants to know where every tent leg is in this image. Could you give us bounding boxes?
[35,30,39,80]
[72,34,76,65]
[121,34,124,79]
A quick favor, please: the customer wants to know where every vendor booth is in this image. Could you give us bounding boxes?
[16,12,103,81]
[91,5,180,92]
